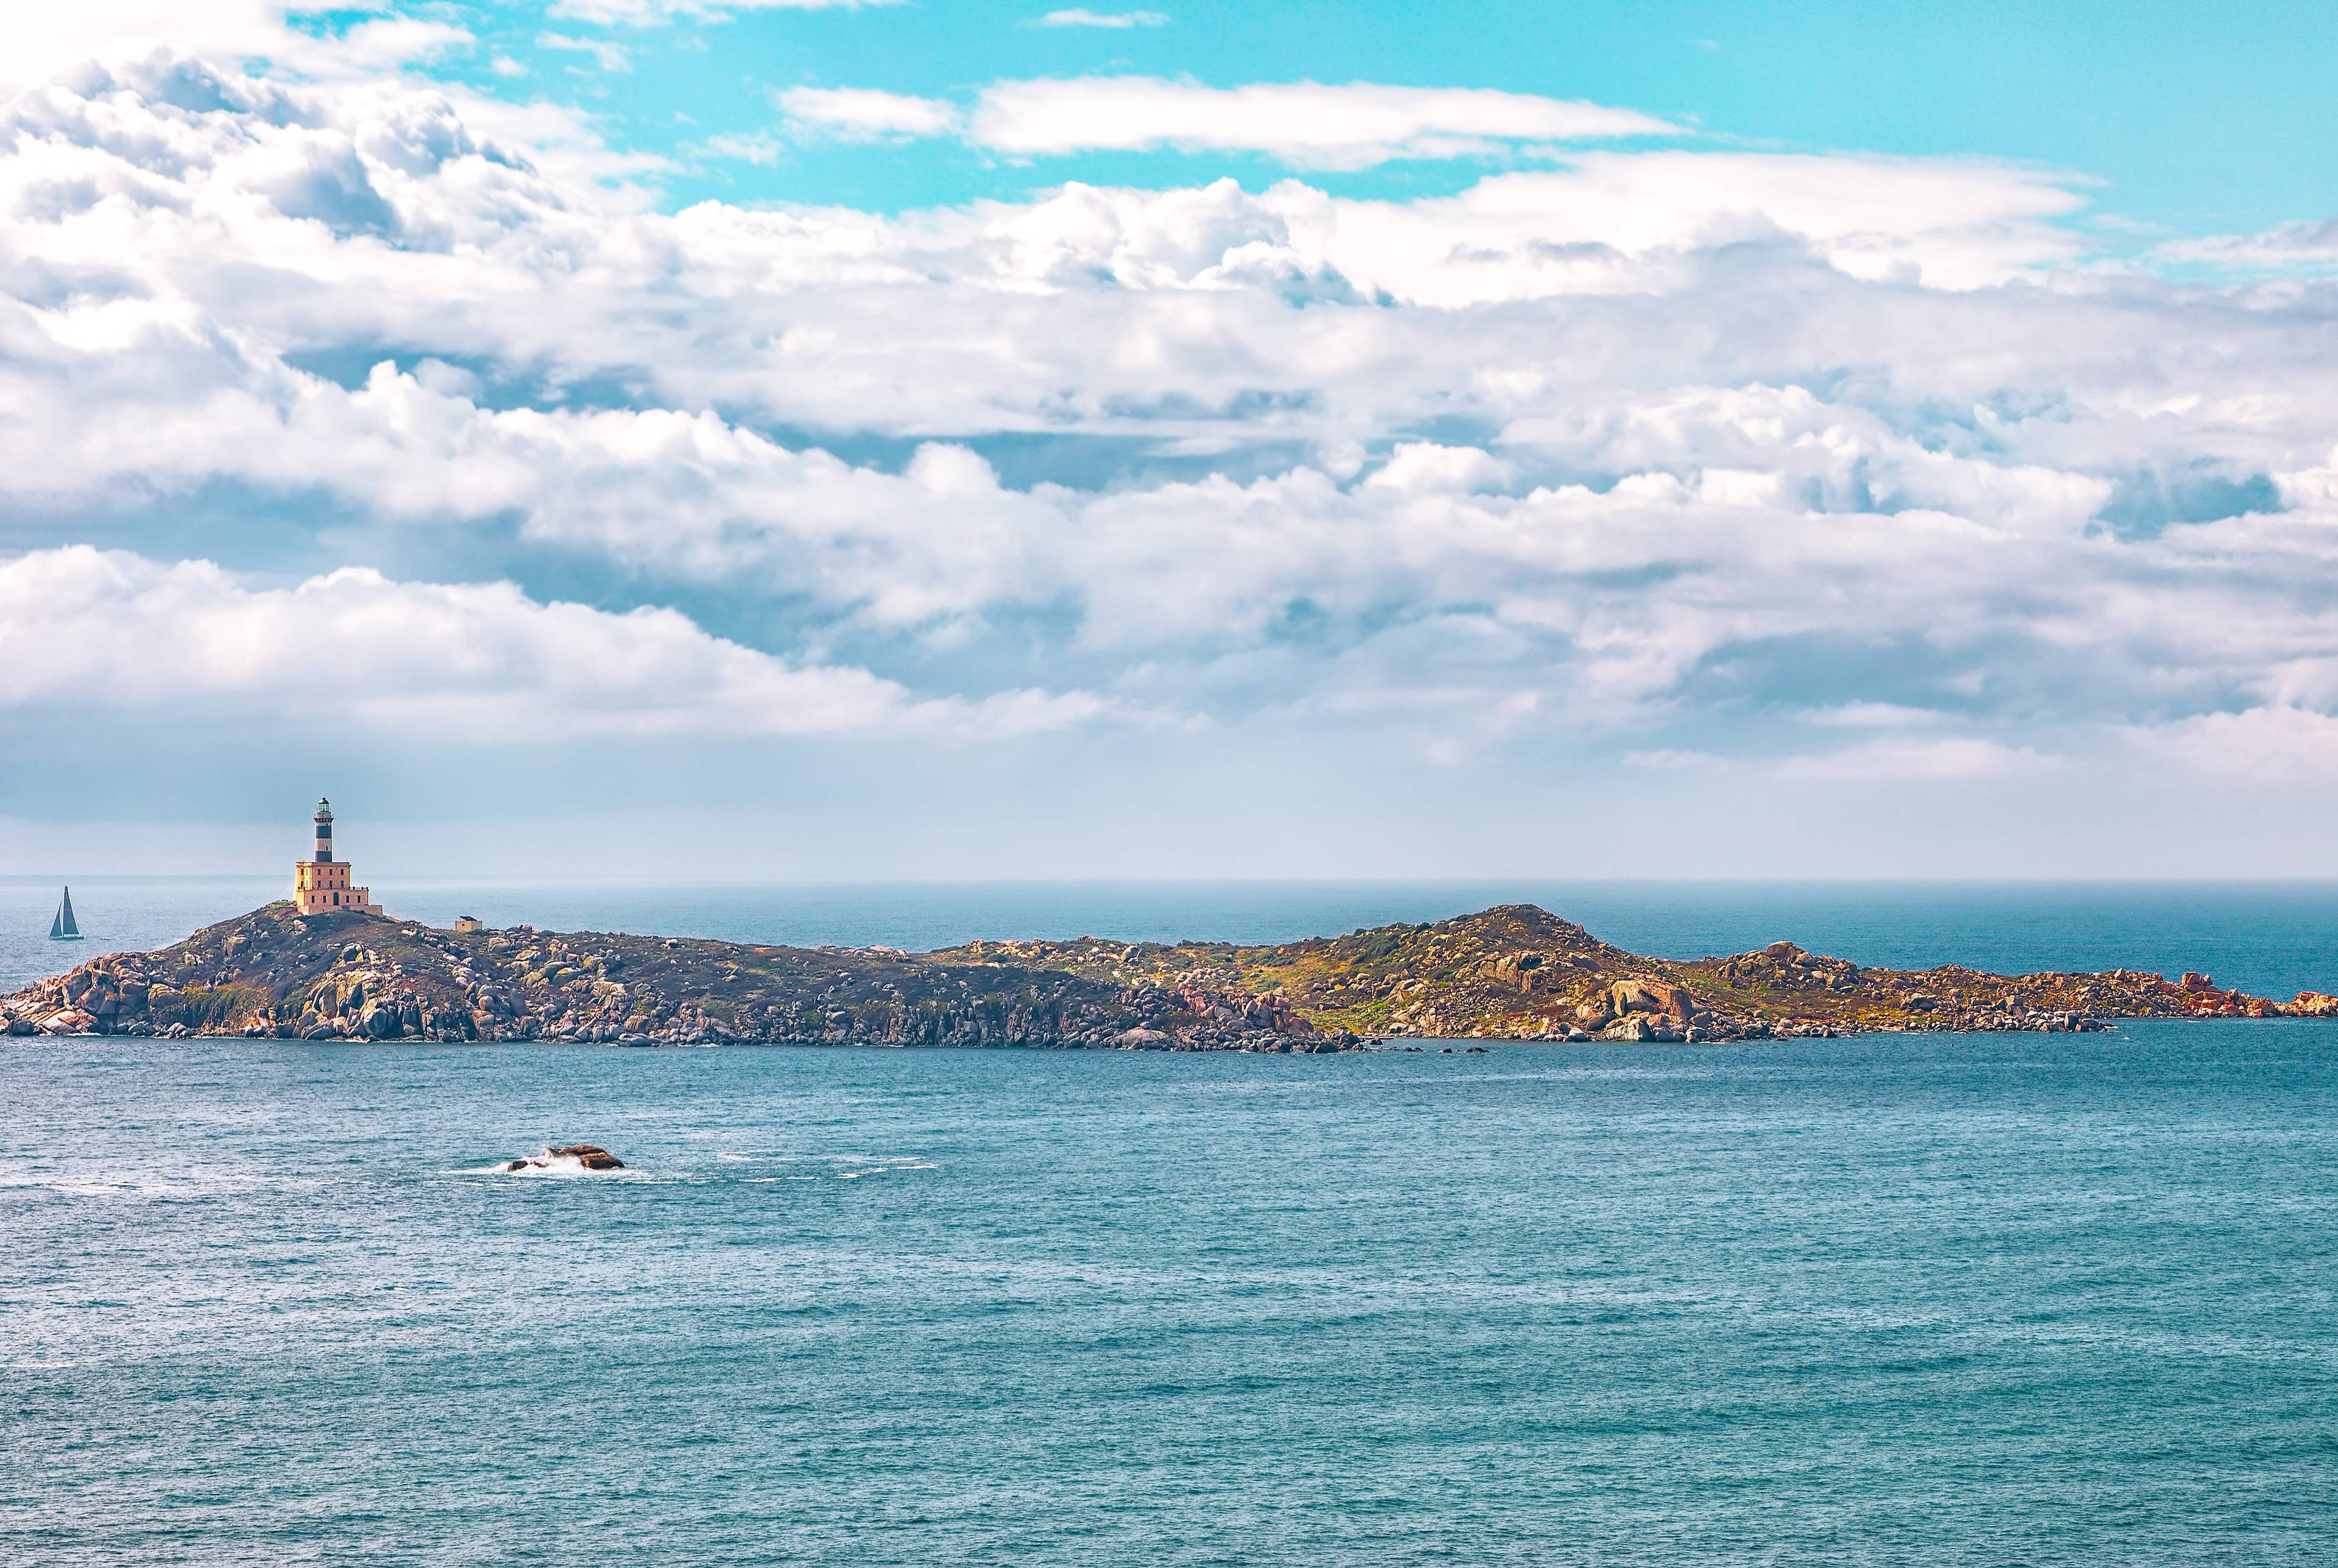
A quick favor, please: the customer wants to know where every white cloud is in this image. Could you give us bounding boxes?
[1801,702,1950,729]
[538,32,633,73]
[0,2,289,89]
[339,19,476,69]
[1623,748,1733,772]
[2124,705,2338,780]
[548,0,899,24]
[1287,153,2090,298]
[698,130,786,164]
[778,85,963,140]
[1775,737,2053,782]
[10,49,2338,796]
[1037,9,1170,26]
[2161,219,2338,271]
[964,78,1677,168]
[1632,733,2054,782]
[0,547,1105,740]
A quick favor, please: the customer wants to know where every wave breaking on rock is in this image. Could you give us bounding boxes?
[503,1145,627,1174]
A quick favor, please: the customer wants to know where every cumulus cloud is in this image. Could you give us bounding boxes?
[0,2,290,89]
[7,49,2338,799]
[963,77,1677,167]
[0,547,1104,740]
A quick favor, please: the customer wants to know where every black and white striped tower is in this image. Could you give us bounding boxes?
[314,799,335,864]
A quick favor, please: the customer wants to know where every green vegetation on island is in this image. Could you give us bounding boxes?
[3,901,2326,1049]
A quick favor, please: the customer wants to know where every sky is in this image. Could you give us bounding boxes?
[4,1,2338,878]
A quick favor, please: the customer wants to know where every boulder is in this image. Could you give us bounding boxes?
[2288,991,2338,1017]
[505,1144,627,1172]
[548,1144,624,1169]
[1609,978,1699,1023]
[40,1009,98,1035]
[1481,952,1548,990]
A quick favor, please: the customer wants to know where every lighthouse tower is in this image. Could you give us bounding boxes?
[293,799,381,916]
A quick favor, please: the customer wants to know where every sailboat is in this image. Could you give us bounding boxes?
[49,886,82,942]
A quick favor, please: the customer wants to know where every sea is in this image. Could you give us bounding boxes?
[5,880,2337,1564]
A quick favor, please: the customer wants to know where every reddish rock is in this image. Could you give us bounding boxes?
[505,1144,627,1172]
[547,1144,625,1170]
[1610,977,1699,1023]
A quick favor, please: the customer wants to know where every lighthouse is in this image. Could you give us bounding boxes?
[293,799,381,917]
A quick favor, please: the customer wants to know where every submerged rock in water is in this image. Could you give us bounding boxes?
[505,1144,626,1172]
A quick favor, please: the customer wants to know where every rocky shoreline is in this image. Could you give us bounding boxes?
[1,901,2326,1051]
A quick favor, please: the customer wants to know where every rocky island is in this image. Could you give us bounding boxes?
[4,901,2330,1049]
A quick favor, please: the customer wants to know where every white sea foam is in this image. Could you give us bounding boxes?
[514,1157,617,1178]
[0,1168,314,1200]
[469,1148,639,1178]
[443,1150,936,1182]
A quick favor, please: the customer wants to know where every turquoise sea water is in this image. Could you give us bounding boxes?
[5,1025,2336,1564]
[6,883,2338,1563]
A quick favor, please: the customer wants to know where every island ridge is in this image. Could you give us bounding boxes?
[6,899,2330,1049]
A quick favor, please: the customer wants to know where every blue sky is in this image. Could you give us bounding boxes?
[365,0,2338,236]
[3,1,2338,878]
